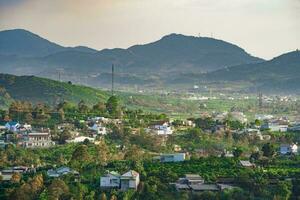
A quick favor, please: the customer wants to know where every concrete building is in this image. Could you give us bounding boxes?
[22,132,54,148]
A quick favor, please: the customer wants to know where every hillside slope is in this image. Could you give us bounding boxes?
[0,74,109,106]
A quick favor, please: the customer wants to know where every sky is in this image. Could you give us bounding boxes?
[0,0,299,59]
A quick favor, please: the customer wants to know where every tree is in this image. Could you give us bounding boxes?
[250,151,261,161]
[273,181,292,200]
[195,117,215,130]
[11,172,21,183]
[71,145,90,164]
[11,174,45,200]
[85,191,95,200]
[100,193,107,200]
[255,119,262,126]
[187,128,202,142]
[110,194,117,200]
[47,179,69,200]
[233,147,243,158]
[106,96,120,117]
[78,100,89,114]
[93,102,106,113]
[30,174,44,193]
[125,145,144,161]
[58,129,72,144]
[95,140,110,166]
[4,114,10,122]
[262,143,275,158]
[24,113,33,124]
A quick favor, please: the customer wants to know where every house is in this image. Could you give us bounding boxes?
[66,136,95,143]
[0,166,33,181]
[5,121,20,132]
[255,114,274,121]
[184,174,205,185]
[213,112,228,122]
[0,125,6,132]
[190,184,220,192]
[120,170,140,191]
[240,160,255,168]
[175,174,204,191]
[288,124,300,132]
[280,144,298,155]
[244,128,261,135]
[100,170,140,191]
[22,132,55,148]
[47,166,79,178]
[100,171,121,188]
[156,153,186,163]
[19,124,32,132]
[261,121,288,132]
[173,174,235,193]
[89,117,109,124]
[230,112,247,123]
[148,121,173,135]
[90,124,107,135]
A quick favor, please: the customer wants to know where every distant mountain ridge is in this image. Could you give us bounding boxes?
[0,29,97,57]
[0,29,264,88]
[201,50,300,93]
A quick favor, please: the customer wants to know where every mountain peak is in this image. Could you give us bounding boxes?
[271,50,300,63]
[0,29,64,57]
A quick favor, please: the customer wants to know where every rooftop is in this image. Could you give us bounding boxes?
[190,184,219,191]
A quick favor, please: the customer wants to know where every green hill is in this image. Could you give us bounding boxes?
[0,74,109,107]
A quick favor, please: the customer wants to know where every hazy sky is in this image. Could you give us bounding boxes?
[0,0,299,59]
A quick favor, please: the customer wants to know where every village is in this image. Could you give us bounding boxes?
[1,96,300,199]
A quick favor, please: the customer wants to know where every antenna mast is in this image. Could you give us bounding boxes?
[111,64,114,96]
[258,92,263,110]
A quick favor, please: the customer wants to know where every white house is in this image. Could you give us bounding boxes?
[240,160,255,168]
[22,132,55,148]
[0,125,7,132]
[255,114,274,121]
[120,170,140,191]
[261,122,288,132]
[90,117,109,124]
[5,121,20,132]
[90,124,107,135]
[156,153,186,163]
[230,112,247,123]
[100,170,140,191]
[100,171,121,188]
[66,136,95,143]
[148,121,173,135]
[19,124,32,132]
[280,144,298,155]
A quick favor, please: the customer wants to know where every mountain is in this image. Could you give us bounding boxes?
[0,29,98,57]
[201,50,300,93]
[0,29,65,57]
[0,29,263,88]
[0,73,109,106]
